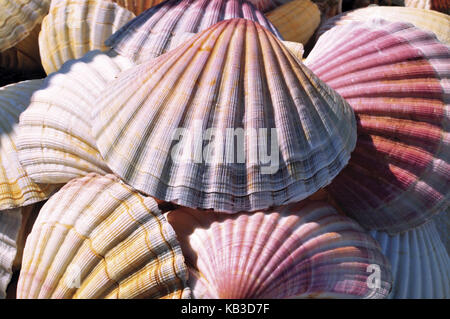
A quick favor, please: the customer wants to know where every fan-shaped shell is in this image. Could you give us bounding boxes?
[17,173,190,299]
[111,0,165,15]
[0,0,50,52]
[370,221,449,298]
[105,0,283,64]
[318,6,450,45]
[0,80,57,210]
[17,50,135,185]
[93,18,357,213]
[305,20,450,234]
[0,208,22,298]
[266,0,320,44]
[405,0,449,14]
[39,0,135,74]
[167,201,392,298]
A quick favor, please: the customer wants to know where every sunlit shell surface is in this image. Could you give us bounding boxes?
[305,20,450,234]
[405,0,450,14]
[93,19,357,213]
[105,0,283,64]
[0,208,21,299]
[370,221,450,298]
[266,0,320,44]
[0,0,50,52]
[318,6,450,45]
[17,173,190,299]
[111,0,165,15]
[167,201,392,299]
[39,0,135,74]
[17,50,135,185]
[0,80,56,210]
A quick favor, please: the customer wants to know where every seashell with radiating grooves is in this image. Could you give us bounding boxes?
[17,50,134,185]
[17,173,190,299]
[105,0,283,64]
[93,18,357,214]
[370,221,450,298]
[0,80,57,210]
[167,201,392,299]
[305,20,450,234]
[405,0,450,14]
[0,208,22,299]
[266,0,320,44]
[318,6,450,45]
[433,210,449,254]
[0,0,50,52]
[110,0,165,15]
[39,0,135,75]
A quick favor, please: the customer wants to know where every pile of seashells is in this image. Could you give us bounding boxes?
[0,0,448,299]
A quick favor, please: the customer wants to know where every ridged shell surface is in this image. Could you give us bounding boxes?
[266,0,321,44]
[370,221,450,298]
[0,0,50,51]
[167,201,392,299]
[39,0,135,74]
[433,210,449,254]
[405,0,450,14]
[105,0,283,64]
[318,6,450,45]
[17,50,135,184]
[111,0,165,15]
[0,80,56,210]
[305,20,450,234]
[17,173,190,299]
[0,208,22,299]
[93,18,357,213]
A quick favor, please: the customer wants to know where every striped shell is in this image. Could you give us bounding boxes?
[318,6,450,45]
[93,18,357,213]
[111,0,165,15]
[0,80,56,210]
[17,173,190,299]
[39,0,135,74]
[266,0,321,44]
[405,0,450,14]
[17,50,134,185]
[0,208,22,298]
[105,0,283,64]
[0,0,50,51]
[305,20,450,234]
[167,201,392,299]
[371,221,450,298]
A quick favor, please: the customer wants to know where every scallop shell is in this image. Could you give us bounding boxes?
[405,0,449,14]
[305,20,450,234]
[17,50,135,185]
[0,80,57,210]
[370,221,450,298]
[0,208,22,299]
[111,0,165,15]
[433,210,449,254]
[318,6,450,45]
[105,0,283,64]
[167,201,392,299]
[0,0,50,52]
[266,0,320,44]
[39,0,135,74]
[247,0,279,12]
[92,18,357,213]
[17,173,190,299]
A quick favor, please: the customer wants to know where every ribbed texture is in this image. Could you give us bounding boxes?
[305,20,450,234]
[17,173,190,299]
[405,0,450,14]
[93,18,357,213]
[0,80,56,210]
[167,201,392,299]
[266,0,320,44]
[318,6,450,45]
[39,0,135,74]
[0,0,50,51]
[433,210,449,254]
[105,0,283,64]
[0,208,22,299]
[111,0,165,15]
[371,221,450,298]
[17,50,134,185]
